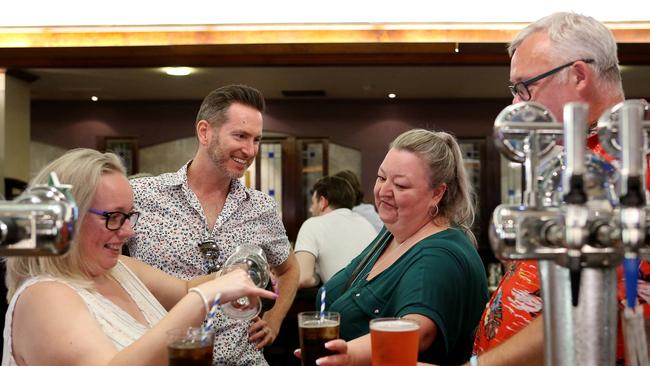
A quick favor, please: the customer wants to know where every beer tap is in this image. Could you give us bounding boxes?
[562,103,589,307]
[598,100,650,260]
[490,102,565,261]
[491,102,578,365]
[490,101,638,365]
[618,102,646,308]
[617,103,648,363]
[489,99,650,365]
[0,172,77,256]
[595,100,650,366]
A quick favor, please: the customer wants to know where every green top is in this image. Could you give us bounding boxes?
[322,227,488,365]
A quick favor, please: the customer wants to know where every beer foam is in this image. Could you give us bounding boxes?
[370,319,419,332]
[301,319,339,328]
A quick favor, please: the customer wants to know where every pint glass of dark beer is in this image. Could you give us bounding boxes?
[167,327,214,366]
[298,311,340,366]
[370,317,420,366]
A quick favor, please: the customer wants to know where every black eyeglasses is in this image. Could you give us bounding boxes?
[198,239,221,273]
[88,208,140,231]
[508,59,594,101]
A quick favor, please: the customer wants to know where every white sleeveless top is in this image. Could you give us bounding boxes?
[2,261,167,366]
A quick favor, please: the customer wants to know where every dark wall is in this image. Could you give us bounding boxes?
[32,98,509,200]
[32,101,199,149]
[264,100,507,198]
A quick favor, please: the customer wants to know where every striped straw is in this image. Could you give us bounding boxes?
[201,292,222,340]
[319,287,327,321]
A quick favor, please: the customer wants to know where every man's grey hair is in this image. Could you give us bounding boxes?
[508,12,622,90]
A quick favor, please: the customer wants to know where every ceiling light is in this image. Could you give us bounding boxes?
[388,93,397,99]
[454,42,460,53]
[164,67,193,76]
[91,95,99,101]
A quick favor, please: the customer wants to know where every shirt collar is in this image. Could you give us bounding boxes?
[228,177,250,202]
[160,160,251,201]
[160,160,191,187]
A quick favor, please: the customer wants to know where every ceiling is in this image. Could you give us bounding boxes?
[0,19,647,102]
[22,65,650,101]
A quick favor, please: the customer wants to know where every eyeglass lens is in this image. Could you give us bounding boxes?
[511,83,530,100]
[106,212,139,230]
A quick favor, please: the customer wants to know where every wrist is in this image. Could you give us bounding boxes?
[188,287,210,315]
[263,312,279,329]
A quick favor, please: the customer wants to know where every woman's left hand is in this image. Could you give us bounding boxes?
[294,339,350,366]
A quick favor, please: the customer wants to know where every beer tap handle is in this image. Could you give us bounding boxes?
[523,132,540,207]
[569,265,581,307]
[624,256,641,309]
[563,103,589,307]
[619,102,646,309]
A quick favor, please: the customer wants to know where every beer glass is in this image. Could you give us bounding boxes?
[370,317,420,366]
[220,244,270,320]
[166,327,213,366]
[298,311,340,366]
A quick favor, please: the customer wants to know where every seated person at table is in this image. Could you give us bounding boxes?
[2,148,276,366]
[302,129,488,365]
[295,176,378,288]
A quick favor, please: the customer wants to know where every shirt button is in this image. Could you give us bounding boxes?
[374,309,379,314]
[355,293,360,297]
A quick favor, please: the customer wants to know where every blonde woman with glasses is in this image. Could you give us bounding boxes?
[3,148,276,366]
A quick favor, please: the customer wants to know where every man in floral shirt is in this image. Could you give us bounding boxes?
[127,84,299,365]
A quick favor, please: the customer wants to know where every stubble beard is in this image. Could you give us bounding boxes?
[207,136,250,180]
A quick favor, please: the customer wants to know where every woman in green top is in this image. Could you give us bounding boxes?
[298,129,488,366]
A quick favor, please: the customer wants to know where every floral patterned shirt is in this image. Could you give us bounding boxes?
[473,260,542,354]
[126,162,290,366]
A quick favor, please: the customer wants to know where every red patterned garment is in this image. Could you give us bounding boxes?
[474,134,650,365]
[473,260,650,364]
[473,260,542,354]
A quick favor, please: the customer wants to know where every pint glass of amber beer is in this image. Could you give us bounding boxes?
[370,317,420,366]
[167,327,214,366]
[298,311,340,366]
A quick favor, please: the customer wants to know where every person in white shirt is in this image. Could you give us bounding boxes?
[334,170,383,232]
[295,176,378,288]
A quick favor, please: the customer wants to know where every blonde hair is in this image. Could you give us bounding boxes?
[390,129,477,245]
[5,148,125,300]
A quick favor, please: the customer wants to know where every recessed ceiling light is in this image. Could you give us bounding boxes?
[163,67,193,76]
[388,93,397,99]
[91,95,99,102]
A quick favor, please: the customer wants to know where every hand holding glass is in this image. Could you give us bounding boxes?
[298,311,340,366]
[220,245,271,320]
